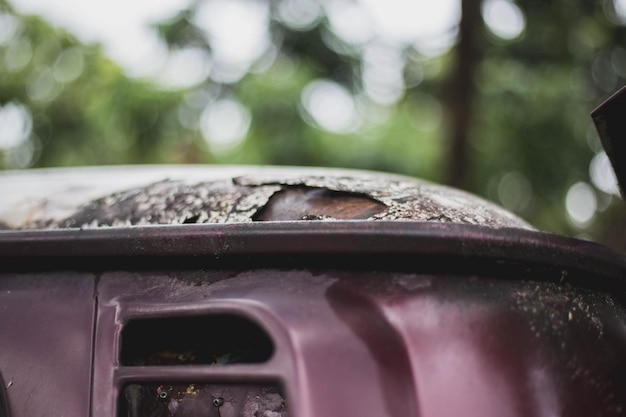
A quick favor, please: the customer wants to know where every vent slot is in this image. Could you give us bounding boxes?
[118,382,288,417]
[120,315,274,366]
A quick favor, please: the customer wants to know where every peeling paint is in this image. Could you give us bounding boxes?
[52,180,281,229]
[0,167,533,230]
[236,173,532,228]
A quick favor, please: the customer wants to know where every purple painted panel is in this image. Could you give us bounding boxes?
[90,269,626,417]
[0,273,95,417]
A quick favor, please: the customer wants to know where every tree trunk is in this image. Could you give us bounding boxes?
[444,0,484,189]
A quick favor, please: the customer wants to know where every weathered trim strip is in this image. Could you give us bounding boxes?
[1,222,624,295]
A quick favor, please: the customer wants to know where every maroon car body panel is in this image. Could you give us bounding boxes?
[1,221,625,417]
[0,273,95,417]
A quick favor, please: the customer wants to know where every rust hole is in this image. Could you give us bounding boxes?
[252,186,387,221]
[182,214,201,224]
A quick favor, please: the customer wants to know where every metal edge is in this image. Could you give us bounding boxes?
[0,372,7,417]
[0,221,624,284]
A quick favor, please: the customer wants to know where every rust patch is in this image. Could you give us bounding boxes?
[7,169,533,229]
[236,174,534,229]
[53,180,280,228]
[121,383,287,417]
[252,186,387,221]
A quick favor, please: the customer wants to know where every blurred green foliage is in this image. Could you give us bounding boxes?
[0,4,189,166]
[1,0,626,250]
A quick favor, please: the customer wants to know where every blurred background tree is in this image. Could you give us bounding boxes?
[1,0,626,251]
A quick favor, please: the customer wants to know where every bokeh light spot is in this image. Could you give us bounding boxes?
[0,102,32,150]
[156,47,211,89]
[482,0,525,40]
[53,47,84,83]
[4,137,38,168]
[301,79,360,133]
[277,0,322,31]
[5,37,32,72]
[565,182,597,226]
[613,0,626,24]
[590,152,620,195]
[359,0,459,45]
[0,13,19,46]
[362,43,405,104]
[497,171,532,212]
[195,0,270,83]
[27,67,62,102]
[200,98,251,154]
[326,1,375,45]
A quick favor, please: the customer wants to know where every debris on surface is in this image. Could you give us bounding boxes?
[122,383,288,417]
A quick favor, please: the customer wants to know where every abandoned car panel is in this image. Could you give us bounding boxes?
[0,166,625,417]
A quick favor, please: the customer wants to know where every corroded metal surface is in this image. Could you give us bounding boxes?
[58,179,282,228]
[0,166,532,230]
[236,173,530,227]
[122,383,287,417]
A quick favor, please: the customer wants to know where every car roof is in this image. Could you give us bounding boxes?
[0,164,532,230]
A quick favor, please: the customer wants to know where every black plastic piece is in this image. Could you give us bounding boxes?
[592,85,626,197]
